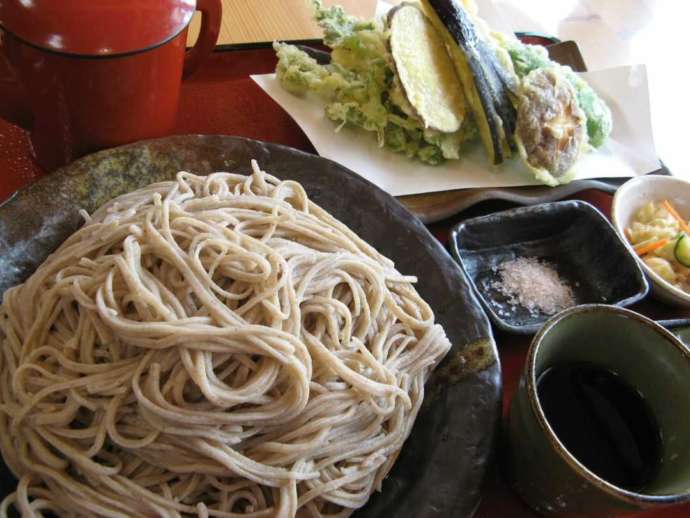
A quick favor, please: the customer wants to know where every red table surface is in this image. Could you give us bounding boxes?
[1,47,689,518]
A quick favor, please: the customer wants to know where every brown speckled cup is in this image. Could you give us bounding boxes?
[507,304,690,517]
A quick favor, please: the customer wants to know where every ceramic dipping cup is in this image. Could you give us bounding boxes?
[507,304,690,517]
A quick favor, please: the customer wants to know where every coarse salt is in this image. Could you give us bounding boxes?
[491,257,575,316]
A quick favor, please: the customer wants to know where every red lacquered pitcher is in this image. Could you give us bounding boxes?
[0,0,221,171]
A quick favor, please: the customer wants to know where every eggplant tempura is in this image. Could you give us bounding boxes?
[274,0,612,186]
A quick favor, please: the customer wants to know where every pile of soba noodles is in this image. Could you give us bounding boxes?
[0,161,451,517]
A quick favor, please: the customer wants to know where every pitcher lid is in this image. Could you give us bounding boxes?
[0,0,197,57]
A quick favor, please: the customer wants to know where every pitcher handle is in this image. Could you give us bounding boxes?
[183,0,222,79]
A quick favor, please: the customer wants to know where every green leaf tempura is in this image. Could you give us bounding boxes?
[274,0,472,164]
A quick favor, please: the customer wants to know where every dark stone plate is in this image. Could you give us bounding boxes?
[0,135,501,517]
[450,200,649,334]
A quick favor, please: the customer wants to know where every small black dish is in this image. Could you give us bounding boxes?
[450,200,650,334]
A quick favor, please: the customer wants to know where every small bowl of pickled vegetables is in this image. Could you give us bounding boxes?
[613,175,690,307]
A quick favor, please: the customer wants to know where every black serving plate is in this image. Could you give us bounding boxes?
[450,200,650,334]
[0,135,501,517]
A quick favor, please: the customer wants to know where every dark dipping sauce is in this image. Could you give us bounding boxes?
[537,362,662,491]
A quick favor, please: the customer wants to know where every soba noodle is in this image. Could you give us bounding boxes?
[0,161,451,517]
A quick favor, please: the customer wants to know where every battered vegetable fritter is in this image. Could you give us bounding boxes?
[516,68,587,184]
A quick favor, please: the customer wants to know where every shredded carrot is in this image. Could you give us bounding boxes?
[634,238,669,256]
[662,200,690,235]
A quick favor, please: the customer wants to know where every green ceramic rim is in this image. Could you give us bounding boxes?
[526,304,690,506]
